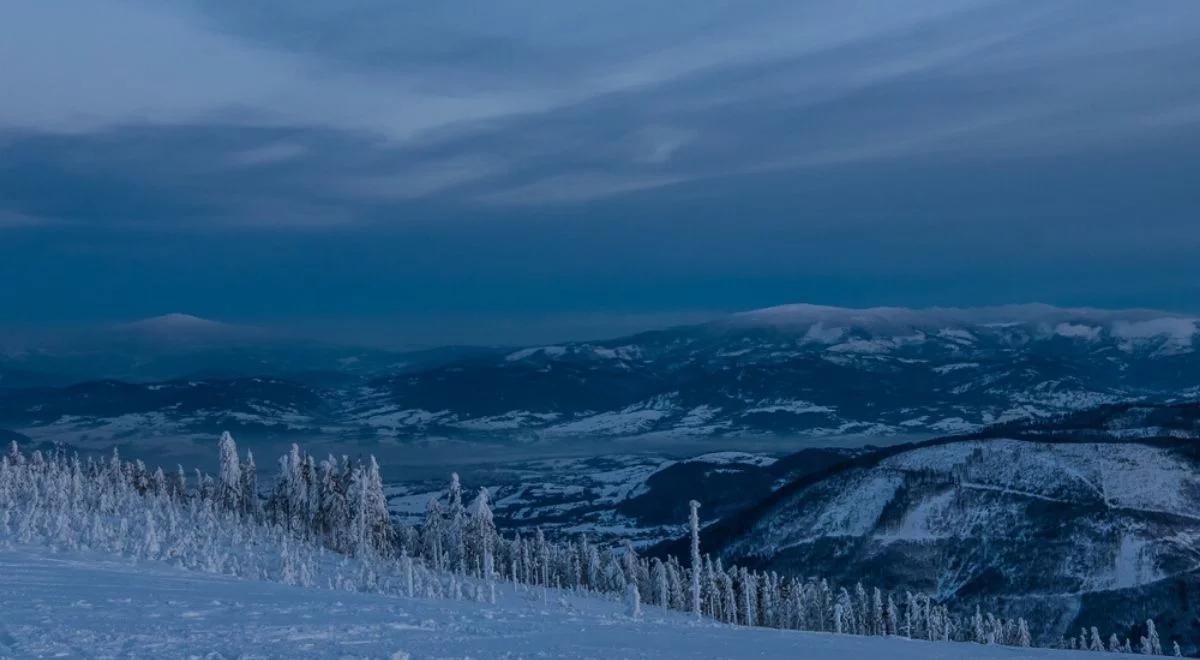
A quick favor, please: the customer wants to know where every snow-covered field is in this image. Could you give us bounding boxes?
[0,545,1127,659]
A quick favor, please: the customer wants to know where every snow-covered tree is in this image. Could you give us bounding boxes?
[972,605,985,644]
[651,558,669,608]
[422,498,446,571]
[173,465,187,498]
[347,456,391,558]
[1147,619,1162,655]
[903,591,915,638]
[468,487,496,579]
[240,450,260,517]
[626,580,642,619]
[688,499,701,619]
[1017,618,1032,648]
[446,473,465,573]
[871,586,883,636]
[216,431,242,512]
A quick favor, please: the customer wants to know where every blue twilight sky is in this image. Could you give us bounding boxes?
[1,0,1199,345]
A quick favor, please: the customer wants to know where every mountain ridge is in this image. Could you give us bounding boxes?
[648,416,1200,650]
[3,303,1200,447]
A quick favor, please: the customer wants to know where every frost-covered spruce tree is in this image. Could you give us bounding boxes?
[240,450,260,518]
[217,431,242,512]
[348,460,388,558]
[6,441,22,465]
[703,555,720,618]
[626,577,642,619]
[721,567,738,624]
[270,445,310,533]
[446,473,466,573]
[290,445,314,533]
[972,605,986,643]
[836,587,855,635]
[1147,619,1162,655]
[142,509,160,558]
[150,466,166,496]
[853,582,868,635]
[400,554,415,600]
[688,499,702,619]
[418,498,442,570]
[885,594,898,636]
[650,557,669,608]
[902,591,915,638]
[878,590,888,638]
[512,531,529,583]
[575,534,592,588]
[363,456,391,552]
[1017,618,1032,647]
[534,527,549,586]
[760,572,777,628]
[468,486,496,579]
[318,456,350,552]
[172,465,187,499]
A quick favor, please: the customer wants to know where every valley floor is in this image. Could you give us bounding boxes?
[0,546,1131,659]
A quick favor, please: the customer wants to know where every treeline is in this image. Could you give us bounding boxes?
[0,435,1185,656]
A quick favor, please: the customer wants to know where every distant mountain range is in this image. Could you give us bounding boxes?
[0,313,497,388]
[2,304,1199,449]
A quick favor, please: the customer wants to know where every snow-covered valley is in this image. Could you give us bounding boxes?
[385,448,851,547]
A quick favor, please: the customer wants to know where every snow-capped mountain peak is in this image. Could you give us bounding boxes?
[729,302,1193,333]
[110,313,274,347]
[121,313,236,334]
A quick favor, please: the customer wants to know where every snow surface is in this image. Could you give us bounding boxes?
[0,545,1126,659]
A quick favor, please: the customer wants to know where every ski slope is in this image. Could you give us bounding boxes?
[0,546,1131,659]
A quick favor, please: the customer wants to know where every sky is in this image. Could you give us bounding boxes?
[2,0,1199,346]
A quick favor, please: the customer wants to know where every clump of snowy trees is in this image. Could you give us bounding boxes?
[1056,620,1180,656]
[0,435,1185,656]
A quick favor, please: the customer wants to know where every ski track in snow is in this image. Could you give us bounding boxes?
[0,546,1129,659]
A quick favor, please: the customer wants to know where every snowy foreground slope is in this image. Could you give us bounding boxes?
[0,546,1129,659]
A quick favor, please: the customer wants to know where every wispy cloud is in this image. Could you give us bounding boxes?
[228,142,308,167]
[338,156,506,201]
[0,209,51,228]
[478,173,687,206]
[3,0,1198,219]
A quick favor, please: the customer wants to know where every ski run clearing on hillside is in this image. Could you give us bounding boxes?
[0,546,1137,659]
